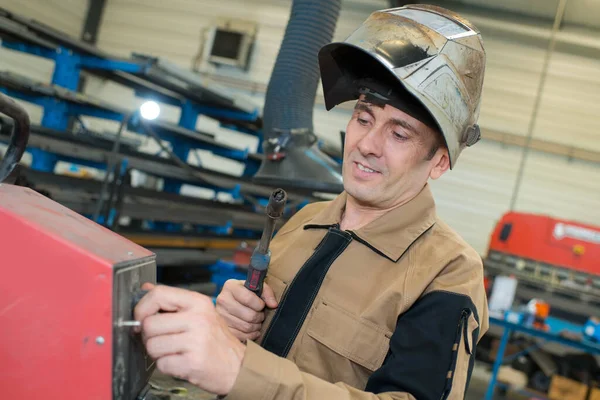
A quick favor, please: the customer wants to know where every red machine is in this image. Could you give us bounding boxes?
[488,211,600,275]
[485,211,600,318]
[0,97,157,397]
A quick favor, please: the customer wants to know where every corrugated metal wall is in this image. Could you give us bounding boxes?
[0,0,89,123]
[84,0,600,253]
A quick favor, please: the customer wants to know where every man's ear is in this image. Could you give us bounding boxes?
[429,150,450,180]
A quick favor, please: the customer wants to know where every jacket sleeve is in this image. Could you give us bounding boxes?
[224,256,488,400]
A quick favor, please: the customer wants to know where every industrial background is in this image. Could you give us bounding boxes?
[1,0,599,399]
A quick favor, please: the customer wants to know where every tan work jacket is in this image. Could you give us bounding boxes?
[226,184,489,400]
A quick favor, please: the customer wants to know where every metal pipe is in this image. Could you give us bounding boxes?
[0,92,30,183]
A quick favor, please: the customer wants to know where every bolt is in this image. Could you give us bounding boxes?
[96,336,105,345]
[118,320,141,327]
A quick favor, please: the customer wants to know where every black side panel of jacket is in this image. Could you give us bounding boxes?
[261,228,352,357]
[365,291,480,400]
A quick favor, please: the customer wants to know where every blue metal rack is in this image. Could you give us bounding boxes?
[484,315,600,400]
[1,40,263,186]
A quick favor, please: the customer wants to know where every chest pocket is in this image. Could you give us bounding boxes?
[304,300,392,373]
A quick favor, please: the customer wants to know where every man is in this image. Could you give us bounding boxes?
[134,5,489,399]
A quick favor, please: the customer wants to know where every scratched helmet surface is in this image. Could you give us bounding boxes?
[318,4,486,168]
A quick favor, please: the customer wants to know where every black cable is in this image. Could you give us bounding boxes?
[92,113,131,222]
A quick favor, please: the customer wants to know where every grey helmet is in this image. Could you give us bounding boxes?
[318,4,486,168]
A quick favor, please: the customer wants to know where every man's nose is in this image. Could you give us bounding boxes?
[357,126,384,158]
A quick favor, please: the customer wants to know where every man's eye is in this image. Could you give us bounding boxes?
[358,118,369,125]
[393,132,407,140]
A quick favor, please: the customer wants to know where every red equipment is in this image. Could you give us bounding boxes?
[485,211,600,314]
[0,95,157,398]
[488,211,600,276]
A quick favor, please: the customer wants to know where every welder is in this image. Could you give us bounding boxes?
[134,5,489,399]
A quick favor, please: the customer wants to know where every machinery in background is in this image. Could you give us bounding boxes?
[484,211,600,323]
[480,211,600,395]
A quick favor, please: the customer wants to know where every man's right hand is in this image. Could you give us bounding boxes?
[215,279,278,342]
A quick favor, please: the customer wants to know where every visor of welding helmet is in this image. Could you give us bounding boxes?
[318,4,486,168]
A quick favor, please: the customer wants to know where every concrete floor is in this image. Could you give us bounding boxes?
[467,362,539,400]
[467,363,493,399]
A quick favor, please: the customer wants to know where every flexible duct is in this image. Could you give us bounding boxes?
[253,0,343,193]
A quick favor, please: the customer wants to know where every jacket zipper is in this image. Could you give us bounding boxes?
[441,308,472,400]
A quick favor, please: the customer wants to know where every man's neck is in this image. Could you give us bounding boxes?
[339,187,424,231]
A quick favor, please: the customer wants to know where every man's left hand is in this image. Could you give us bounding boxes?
[134,282,245,396]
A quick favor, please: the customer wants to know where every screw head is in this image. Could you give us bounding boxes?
[96,336,105,345]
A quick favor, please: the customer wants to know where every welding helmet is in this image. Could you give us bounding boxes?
[318,4,486,168]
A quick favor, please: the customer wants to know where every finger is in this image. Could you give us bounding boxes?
[261,283,278,309]
[155,353,190,381]
[216,292,264,324]
[135,285,211,323]
[230,284,265,312]
[146,333,189,360]
[229,327,261,342]
[140,312,190,344]
[141,282,156,291]
[219,311,262,333]
[222,279,245,290]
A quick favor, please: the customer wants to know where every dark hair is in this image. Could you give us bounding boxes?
[425,128,447,161]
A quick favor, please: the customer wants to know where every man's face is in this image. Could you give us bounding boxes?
[342,96,450,208]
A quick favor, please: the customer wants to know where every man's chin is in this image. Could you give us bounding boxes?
[344,184,379,204]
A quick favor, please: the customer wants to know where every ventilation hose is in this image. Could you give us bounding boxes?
[263,0,342,140]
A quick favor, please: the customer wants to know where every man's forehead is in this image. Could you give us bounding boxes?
[355,100,418,130]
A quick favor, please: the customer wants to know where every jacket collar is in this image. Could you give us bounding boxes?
[304,184,437,262]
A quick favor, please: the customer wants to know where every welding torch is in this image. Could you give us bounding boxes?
[244,188,287,298]
[125,189,287,327]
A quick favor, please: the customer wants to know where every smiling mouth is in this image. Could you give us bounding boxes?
[355,162,379,174]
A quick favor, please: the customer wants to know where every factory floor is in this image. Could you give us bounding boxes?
[148,362,524,400]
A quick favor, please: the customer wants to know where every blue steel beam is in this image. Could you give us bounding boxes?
[66,103,124,122]
[0,87,48,107]
[78,56,147,73]
[162,101,199,193]
[190,103,259,123]
[52,47,81,91]
[134,88,181,107]
[1,41,57,60]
